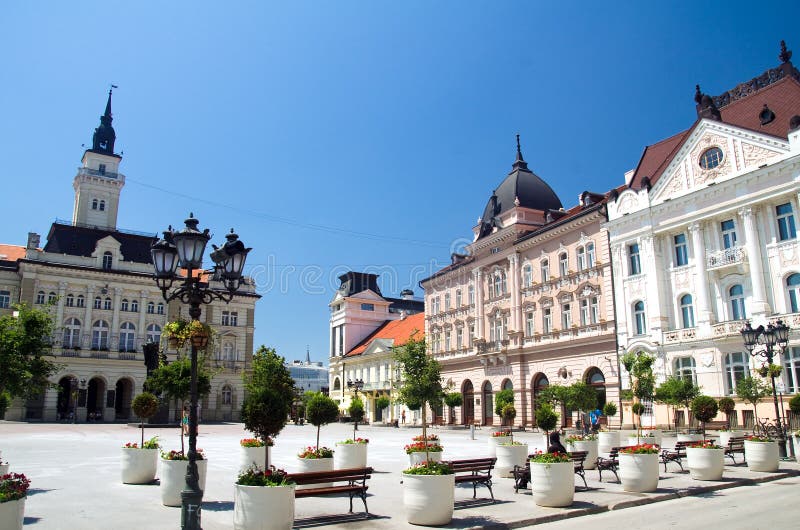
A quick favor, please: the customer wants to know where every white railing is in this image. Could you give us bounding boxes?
[706,246,746,269]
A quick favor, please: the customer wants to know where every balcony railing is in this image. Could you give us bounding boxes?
[712,320,747,337]
[664,327,697,343]
[706,246,746,270]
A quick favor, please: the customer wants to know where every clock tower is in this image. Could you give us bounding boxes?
[72,88,125,230]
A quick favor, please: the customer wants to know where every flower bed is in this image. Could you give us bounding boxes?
[161,449,205,460]
[237,466,294,487]
[338,438,369,444]
[405,442,443,454]
[240,437,273,448]
[297,446,334,459]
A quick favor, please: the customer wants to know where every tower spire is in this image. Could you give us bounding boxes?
[511,134,529,171]
[91,85,117,155]
[306,346,311,364]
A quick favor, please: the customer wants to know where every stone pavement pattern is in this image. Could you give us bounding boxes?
[1,422,797,529]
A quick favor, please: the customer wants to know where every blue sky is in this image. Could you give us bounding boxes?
[2,1,798,363]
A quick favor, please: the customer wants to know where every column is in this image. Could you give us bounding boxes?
[739,207,770,316]
[111,287,122,350]
[83,286,95,348]
[688,222,713,326]
[472,268,484,340]
[138,291,148,348]
[508,253,522,333]
[640,235,666,334]
[55,281,67,331]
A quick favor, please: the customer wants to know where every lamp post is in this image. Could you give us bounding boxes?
[347,378,364,429]
[740,319,791,459]
[150,213,251,530]
[70,377,78,423]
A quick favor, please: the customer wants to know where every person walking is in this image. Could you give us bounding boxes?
[401,410,406,424]
[181,405,189,436]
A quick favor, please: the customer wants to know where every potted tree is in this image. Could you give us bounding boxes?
[686,440,725,481]
[297,392,338,486]
[621,352,656,446]
[121,392,161,484]
[406,434,443,466]
[717,397,741,446]
[335,397,368,469]
[530,451,573,507]
[690,395,719,441]
[736,376,770,430]
[159,449,208,507]
[443,392,462,425]
[395,333,454,526]
[374,395,391,424]
[618,444,660,492]
[565,433,598,470]
[0,473,30,530]
[535,403,559,450]
[496,404,527,477]
[745,434,780,472]
[599,402,619,457]
[236,345,296,530]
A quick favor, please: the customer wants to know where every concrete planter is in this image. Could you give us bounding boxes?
[233,484,295,530]
[488,435,512,456]
[627,435,659,447]
[296,457,333,489]
[640,430,663,446]
[530,461,574,507]
[0,463,9,476]
[402,472,455,525]
[618,452,659,492]
[686,447,724,481]
[408,450,442,467]
[495,443,528,477]
[744,441,779,472]
[719,431,744,447]
[598,431,620,457]
[677,434,704,444]
[160,458,208,507]
[567,439,599,469]
[121,447,158,484]
[334,442,368,469]
[239,446,270,473]
[0,498,25,530]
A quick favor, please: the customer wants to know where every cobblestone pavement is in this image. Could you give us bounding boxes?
[1,421,797,529]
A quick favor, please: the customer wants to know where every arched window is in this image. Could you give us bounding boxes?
[99,200,106,211]
[482,381,494,425]
[633,301,646,335]
[63,318,81,348]
[502,379,513,391]
[729,284,746,321]
[146,324,161,344]
[455,289,462,307]
[36,291,45,304]
[65,294,74,307]
[103,297,112,310]
[680,294,695,328]
[48,291,57,303]
[585,367,607,409]
[221,385,232,405]
[120,299,129,312]
[130,300,139,312]
[492,270,506,297]
[462,379,475,425]
[673,356,697,384]
[576,247,586,271]
[119,322,136,352]
[102,252,112,270]
[156,303,164,315]
[523,264,532,287]
[76,295,85,308]
[723,352,749,395]
[468,284,475,305]
[586,242,596,268]
[147,301,155,314]
[541,259,550,282]
[92,198,98,210]
[788,274,800,313]
[92,320,109,350]
[333,378,341,391]
[559,252,569,276]
[94,296,102,309]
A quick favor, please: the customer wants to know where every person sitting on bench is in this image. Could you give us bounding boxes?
[548,431,567,453]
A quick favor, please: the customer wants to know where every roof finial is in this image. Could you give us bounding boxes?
[512,134,529,171]
[779,40,792,64]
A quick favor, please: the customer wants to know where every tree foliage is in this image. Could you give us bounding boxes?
[691,395,719,439]
[602,401,617,417]
[348,397,365,439]
[444,392,462,424]
[375,395,390,411]
[306,393,339,450]
[566,382,598,413]
[494,389,514,416]
[717,397,736,416]
[0,303,58,400]
[535,403,558,434]
[537,384,569,407]
[735,376,771,422]
[132,392,160,446]
[789,394,800,415]
[655,376,700,429]
[145,356,212,401]
[622,351,655,434]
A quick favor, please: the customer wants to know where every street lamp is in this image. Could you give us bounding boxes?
[347,378,364,429]
[151,214,251,530]
[740,319,791,459]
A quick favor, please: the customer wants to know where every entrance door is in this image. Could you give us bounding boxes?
[482,381,494,426]
[462,380,474,425]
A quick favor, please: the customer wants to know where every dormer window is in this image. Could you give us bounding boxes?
[699,147,723,170]
[102,252,113,270]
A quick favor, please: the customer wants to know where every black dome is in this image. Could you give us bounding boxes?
[478,145,562,238]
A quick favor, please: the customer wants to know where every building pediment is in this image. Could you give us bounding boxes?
[362,339,393,357]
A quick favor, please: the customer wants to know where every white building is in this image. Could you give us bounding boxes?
[606,43,800,428]
[288,352,329,393]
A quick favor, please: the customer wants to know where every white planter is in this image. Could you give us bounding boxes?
[745,441,779,472]
[642,429,663,446]
[567,439,599,470]
[627,435,658,447]
[408,450,443,467]
[686,448,724,481]
[121,447,158,484]
[794,435,800,459]
[239,445,270,473]
[495,443,528,478]
[618,452,659,492]
[677,434,704,444]
[719,431,744,447]
[234,483,296,530]
[160,458,208,507]
[598,431,619,457]
[530,461,574,507]
[487,435,512,456]
[295,457,333,489]
[0,463,9,476]
[334,442,368,469]
[0,498,25,530]
[402,472,455,525]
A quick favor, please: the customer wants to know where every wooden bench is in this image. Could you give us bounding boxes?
[290,467,373,514]
[446,457,496,501]
[660,440,692,472]
[596,447,624,483]
[512,451,588,493]
[703,421,729,431]
[724,437,746,465]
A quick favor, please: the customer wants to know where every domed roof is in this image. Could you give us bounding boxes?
[478,139,562,238]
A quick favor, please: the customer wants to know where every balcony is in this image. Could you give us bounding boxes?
[77,166,119,179]
[706,246,746,270]
[663,327,697,344]
[712,320,747,337]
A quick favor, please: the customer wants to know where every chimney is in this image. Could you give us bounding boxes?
[400,310,407,320]
[27,232,40,250]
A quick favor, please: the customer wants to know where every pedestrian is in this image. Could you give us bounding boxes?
[547,431,567,454]
[401,410,406,424]
[182,405,189,436]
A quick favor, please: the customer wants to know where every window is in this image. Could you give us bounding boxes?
[91,320,109,349]
[543,308,552,333]
[468,285,475,305]
[789,273,800,313]
[76,295,85,308]
[561,303,572,329]
[580,299,590,326]
[230,311,238,326]
[468,324,475,348]
[628,244,641,275]
[444,330,451,351]
[431,297,439,314]
[491,271,506,297]
[576,247,586,271]
[94,296,102,309]
[65,294,74,307]
[777,203,797,241]
[729,284,746,320]
[102,251,113,270]
[0,290,9,309]
[92,198,98,210]
[147,301,155,314]
[456,326,464,350]
[222,311,230,326]
[98,163,106,175]
[120,299,129,312]
[559,253,568,276]
[489,314,505,343]
[590,297,599,324]
[541,259,550,282]
[633,301,646,335]
[723,352,749,395]
[47,292,56,303]
[223,342,235,360]
[586,243,596,268]
[523,264,532,287]
[103,297,112,310]
[146,324,161,344]
[721,219,737,249]
[130,300,138,312]
[99,200,106,211]
[36,291,45,304]
[444,293,450,311]
[699,147,723,169]
[361,303,374,311]
[221,385,232,405]
[119,322,136,351]
[783,347,800,393]
[680,294,695,328]
[455,289,462,307]
[674,234,688,266]
[673,356,697,384]
[525,310,535,336]
[156,303,164,315]
[63,318,81,348]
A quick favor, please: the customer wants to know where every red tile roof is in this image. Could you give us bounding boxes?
[345,312,425,357]
[0,244,26,261]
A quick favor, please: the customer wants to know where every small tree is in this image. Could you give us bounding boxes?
[717,397,736,428]
[566,382,598,429]
[241,346,295,468]
[494,389,515,427]
[789,394,800,415]
[394,333,444,466]
[602,401,618,429]
[621,351,655,442]
[537,384,570,428]
[348,397,365,439]
[501,404,516,439]
[735,376,770,425]
[691,395,719,439]
[443,392,462,425]
[132,392,160,446]
[375,395,390,422]
[535,403,558,439]
[631,402,645,437]
[0,303,58,403]
[306,393,339,451]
